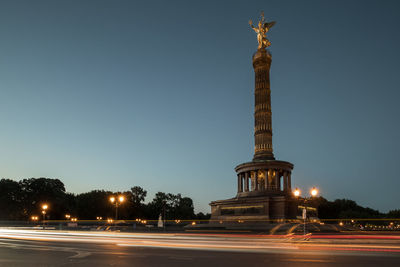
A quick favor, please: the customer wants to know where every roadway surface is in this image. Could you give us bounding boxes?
[1,228,400,266]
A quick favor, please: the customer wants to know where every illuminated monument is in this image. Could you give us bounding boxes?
[210,13,296,224]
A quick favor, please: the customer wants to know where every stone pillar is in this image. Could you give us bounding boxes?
[277,171,281,191]
[259,170,265,190]
[288,172,292,190]
[274,170,279,191]
[240,174,243,192]
[283,171,288,191]
[245,172,249,192]
[237,174,241,193]
[252,171,255,191]
[253,49,275,161]
[242,174,246,192]
[264,169,268,190]
[254,171,258,191]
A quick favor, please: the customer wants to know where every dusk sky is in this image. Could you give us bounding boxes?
[0,0,399,213]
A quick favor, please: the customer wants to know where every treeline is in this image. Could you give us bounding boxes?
[0,178,209,220]
[308,197,398,219]
[1,177,398,221]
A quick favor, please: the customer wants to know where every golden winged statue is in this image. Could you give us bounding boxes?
[249,11,276,49]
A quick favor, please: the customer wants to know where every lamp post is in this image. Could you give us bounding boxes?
[109,195,125,220]
[41,204,48,229]
[293,187,319,237]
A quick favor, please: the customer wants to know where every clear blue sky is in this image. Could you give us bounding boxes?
[0,0,399,213]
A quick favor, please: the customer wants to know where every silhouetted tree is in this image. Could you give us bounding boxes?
[19,178,68,219]
[146,192,195,220]
[175,197,195,219]
[130,186,147,205]
[127,186,147,218]
[318,198,383,219]
[76,190,114,219]
[195,212,211,220]
[64,192,78,216]
[387,209,400,218]
[146,192,167,219]
[0,179,23,220]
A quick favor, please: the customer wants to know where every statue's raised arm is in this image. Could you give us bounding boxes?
[249,20,258,33]
[249,12,276,49]
[249,20,259,34]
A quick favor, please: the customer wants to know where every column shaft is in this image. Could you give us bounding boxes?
[253,49,275,161]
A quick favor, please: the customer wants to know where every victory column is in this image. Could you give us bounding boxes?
[209,13,297,228]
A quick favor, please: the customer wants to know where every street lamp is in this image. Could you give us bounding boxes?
[293,187,319,237]
[41,204,49,229]
[109,195,125,220]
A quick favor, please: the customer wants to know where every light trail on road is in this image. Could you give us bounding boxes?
[1,228,400,255]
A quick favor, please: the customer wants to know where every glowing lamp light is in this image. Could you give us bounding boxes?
[119,196,125,203]
[310,187,318,197]
[109,196,115,203]
[42,204,48,210]
[293,188,301,197]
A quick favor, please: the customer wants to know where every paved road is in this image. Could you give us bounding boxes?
[1,229,400,266]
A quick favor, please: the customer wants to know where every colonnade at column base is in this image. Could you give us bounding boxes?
[235,160,293,195]
[208,159,296,225]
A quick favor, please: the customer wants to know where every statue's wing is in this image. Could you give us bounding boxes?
[264,21,276,29]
